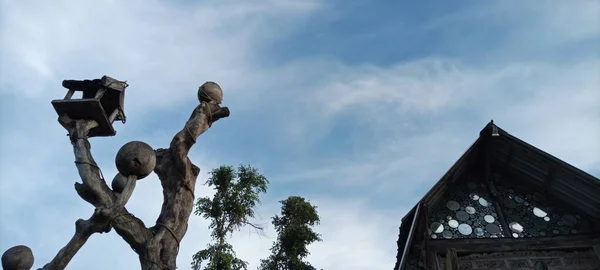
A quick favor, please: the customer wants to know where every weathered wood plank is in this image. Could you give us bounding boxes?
[423,204,430,269]
[415,234,600,252]
[431,251,441,270]
[445,248,458,270]
[64,89,75,100]
[398,203,423,270]
[486,138,512,238]
[543,166,557,193]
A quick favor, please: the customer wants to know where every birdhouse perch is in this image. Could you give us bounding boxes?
[51,75,128,137]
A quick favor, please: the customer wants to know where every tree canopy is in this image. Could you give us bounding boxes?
[192,165,269,270]
[259,196,321,270]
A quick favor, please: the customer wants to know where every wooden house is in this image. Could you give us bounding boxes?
[394,121,600,270]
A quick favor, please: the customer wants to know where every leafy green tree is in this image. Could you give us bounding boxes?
[191,165,269,270]
[259,196,321,270]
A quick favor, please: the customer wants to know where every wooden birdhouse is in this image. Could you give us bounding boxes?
[51,75,128,137]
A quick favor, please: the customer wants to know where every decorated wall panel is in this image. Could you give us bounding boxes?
[427,170,594,241]
[494,173,594,238]
[428,179,506,240]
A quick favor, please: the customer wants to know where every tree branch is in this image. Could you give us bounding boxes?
[169,103,230,174]
[95,207,153,253]
[59,115,115,207]
[144,102,230,269]
[6,92,230,270]
[53,116,154,265]
[39,214,110,270]
[112,175,138,210]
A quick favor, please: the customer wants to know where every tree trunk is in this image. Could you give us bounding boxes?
[3,100,231,270]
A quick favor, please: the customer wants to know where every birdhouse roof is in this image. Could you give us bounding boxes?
[62,75,128,93]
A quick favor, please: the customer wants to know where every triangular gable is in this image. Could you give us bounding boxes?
[394,137,482,270]
[394,121,600,270]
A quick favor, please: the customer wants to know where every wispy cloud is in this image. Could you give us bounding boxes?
[1,0,598,269]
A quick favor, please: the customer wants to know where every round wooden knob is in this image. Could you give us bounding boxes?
[115,141,156,179]
[111,173,128,193]
[198,81,223,104]
[2,245,34,270]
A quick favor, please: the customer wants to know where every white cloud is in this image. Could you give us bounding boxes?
[421,0,600,48]
[269,59,599,198]
[227,197,406,270]
[1,0,599,270]
[0,0,322,111]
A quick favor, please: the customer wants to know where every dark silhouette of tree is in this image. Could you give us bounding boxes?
[259,196,321,270]
[191,165,268,270]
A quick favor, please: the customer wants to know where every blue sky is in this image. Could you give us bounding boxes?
[1,0,599,269]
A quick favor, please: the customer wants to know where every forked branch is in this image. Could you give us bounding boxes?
[2,82,230,270]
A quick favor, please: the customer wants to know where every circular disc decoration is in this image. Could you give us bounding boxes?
[509,222,524,233]
[448,220,459,228]
[486,223,500,234]
[474,227,484,236]
[465,206,476,214]
[458,224,473,235]
[442,231,453,239]
[430,222,444,233]
[456,211,469,222]
[446,201,460,211]
[470,193,480,200]
[484,215,496,223]
[431,234,437,239]
[561,215,577,226]
[533,207,547,218]
[478,198,490,207]
[514,196,524,203]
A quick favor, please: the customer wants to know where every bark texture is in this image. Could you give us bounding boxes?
[13,101,230,270]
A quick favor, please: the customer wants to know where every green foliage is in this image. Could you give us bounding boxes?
[191,165,269,270]
[191,243,247,270]
[259,196,321,270]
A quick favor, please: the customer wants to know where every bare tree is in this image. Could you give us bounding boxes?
[1,79,230,270]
